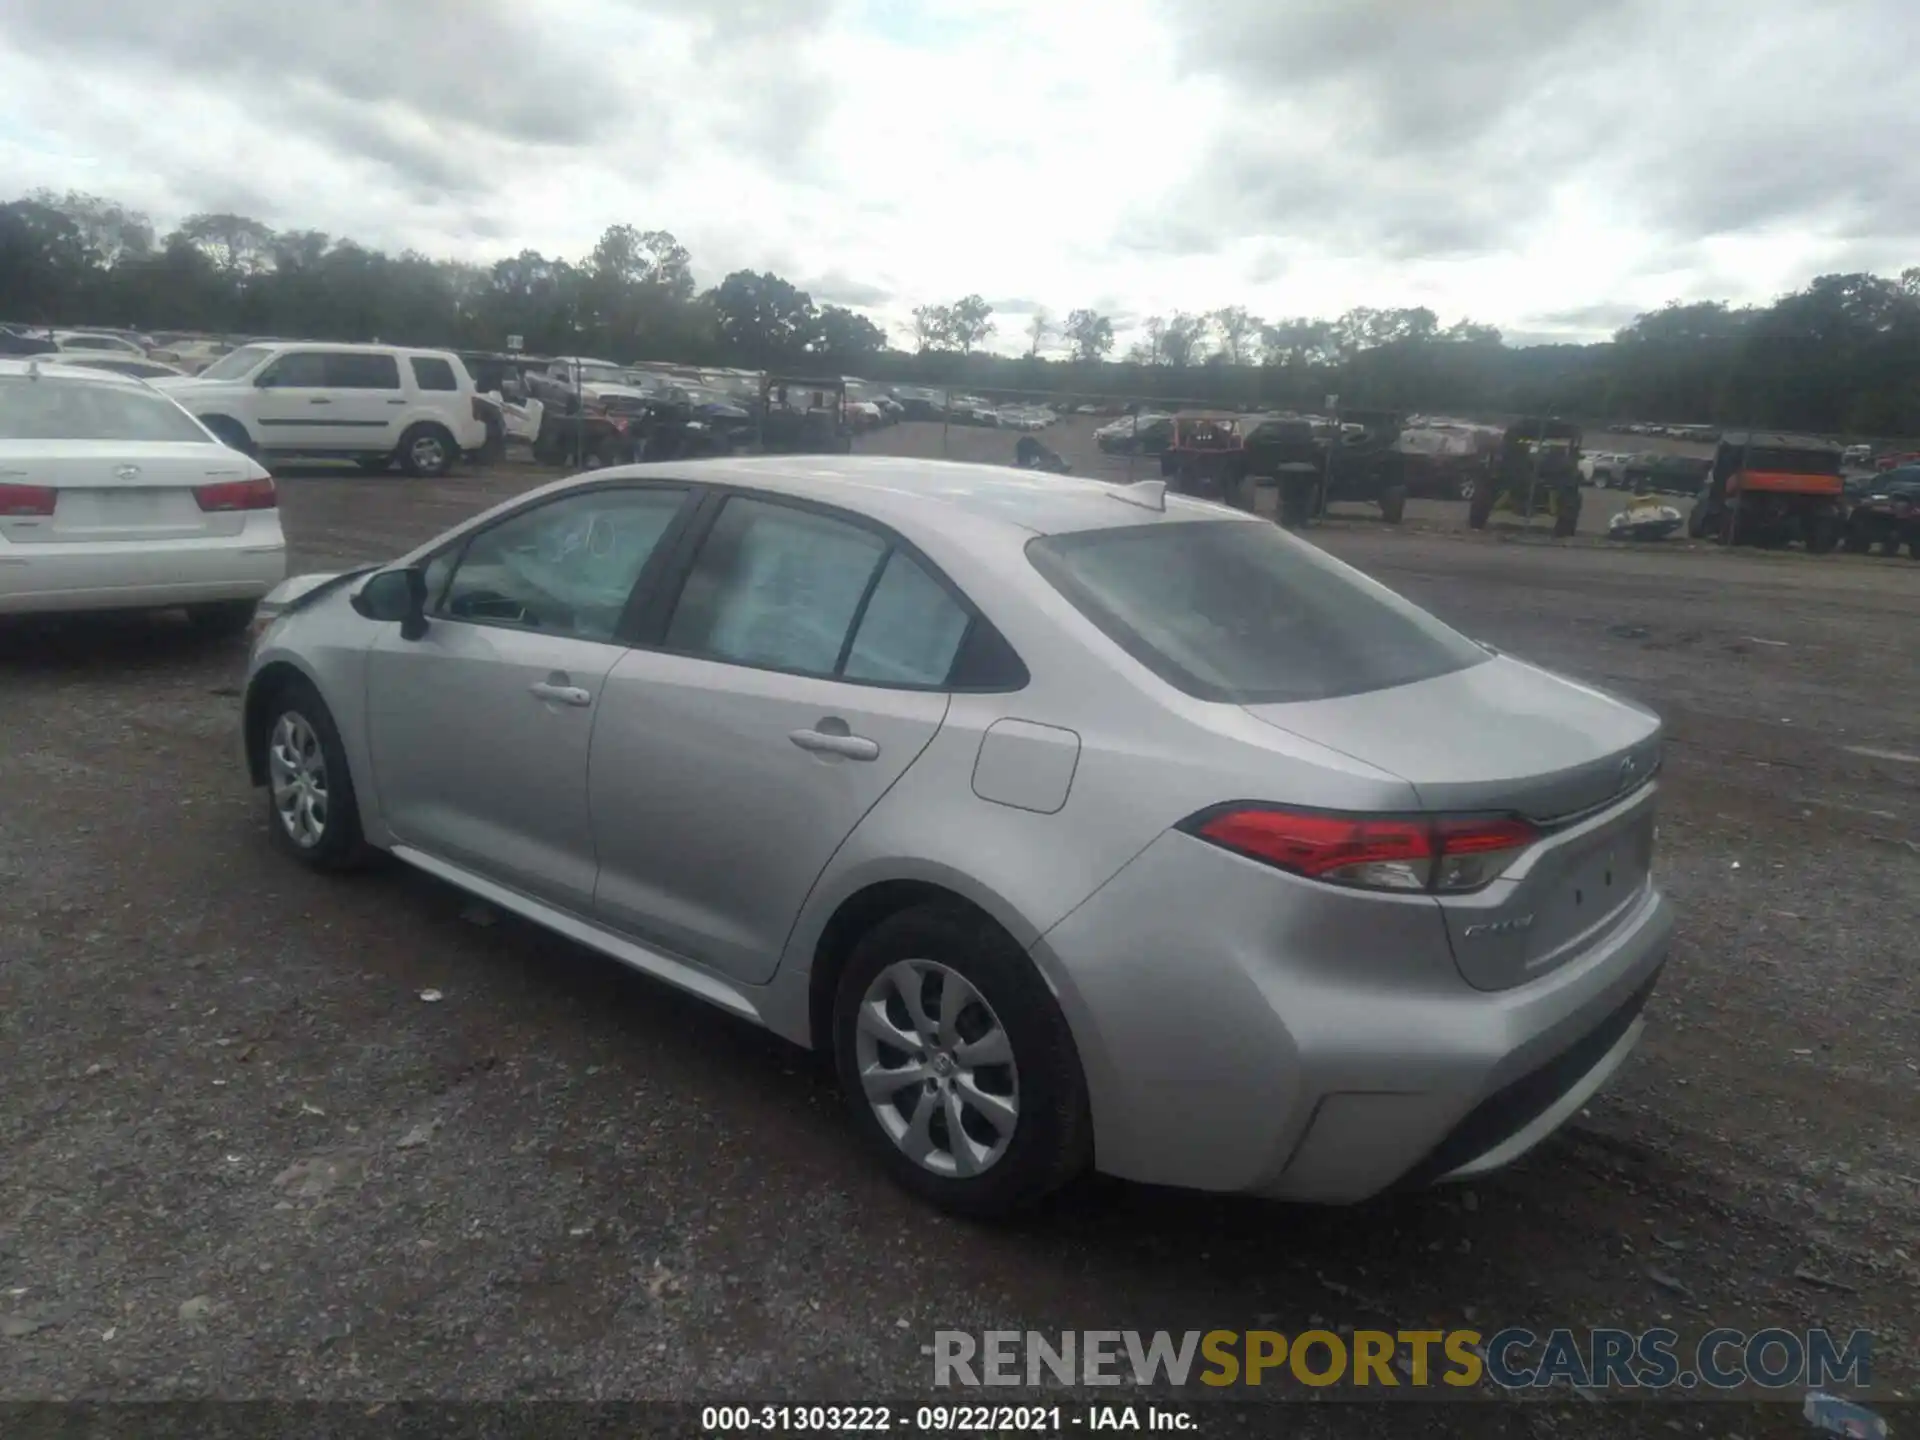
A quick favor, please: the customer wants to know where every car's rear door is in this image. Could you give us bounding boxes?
[365,482,695,913]
[587,492,969,985]
[320,351,405,454]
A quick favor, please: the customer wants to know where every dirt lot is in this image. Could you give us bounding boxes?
[1,424,1916,1435]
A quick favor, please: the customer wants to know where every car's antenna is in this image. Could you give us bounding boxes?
[1107,478,1167,512]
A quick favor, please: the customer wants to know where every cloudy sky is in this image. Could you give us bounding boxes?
[1,0,1913,352]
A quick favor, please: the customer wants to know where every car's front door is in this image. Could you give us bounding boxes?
[249,349,334,449]
[589,494,974,984]
[365,483,695,913]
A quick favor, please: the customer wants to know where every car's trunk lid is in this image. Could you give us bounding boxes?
[1244,655,1664,989]
[0,440,257,544]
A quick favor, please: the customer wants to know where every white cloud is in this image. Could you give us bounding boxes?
[1,0,1912,351]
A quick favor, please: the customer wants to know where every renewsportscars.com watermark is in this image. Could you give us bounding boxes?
[932,1328,1873,1393]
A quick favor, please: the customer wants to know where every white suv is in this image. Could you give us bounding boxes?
[152,342,488,477]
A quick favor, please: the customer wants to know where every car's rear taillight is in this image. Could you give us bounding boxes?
[0,483,58,517]
[194,477,277,512]
[1187,806,1539,894]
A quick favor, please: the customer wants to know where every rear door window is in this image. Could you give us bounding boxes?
[665,497,887,676]
[1028,518,1488,704]
[324,352,402,390]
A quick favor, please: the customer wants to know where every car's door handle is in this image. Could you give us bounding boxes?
[789,728,879,761]
[387,399,406,405]
[529,681,592,707]
[309,398,332,405]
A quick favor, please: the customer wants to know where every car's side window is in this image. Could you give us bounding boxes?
[256,351,329,388]
[325,353,401,390]
[841,549,971,686]
[665,496,888,677]
[410,356,458,392]
[436,487,689,642]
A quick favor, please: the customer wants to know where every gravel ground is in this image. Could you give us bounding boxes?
[1,422,1915,1437]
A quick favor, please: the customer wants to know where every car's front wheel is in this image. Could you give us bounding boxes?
[833,903,1090,1218]
[258,678,370,870]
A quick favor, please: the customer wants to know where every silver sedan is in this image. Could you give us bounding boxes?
[244,456,1672,1215]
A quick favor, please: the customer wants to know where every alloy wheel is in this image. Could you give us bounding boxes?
[268,712,329,848]
[410,433,448,475]
[853,958,1019,1178]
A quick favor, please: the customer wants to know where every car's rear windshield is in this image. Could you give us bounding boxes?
[1027,518,1489,704]
[0,376,208,443]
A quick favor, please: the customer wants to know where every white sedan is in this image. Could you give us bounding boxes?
[0,358,286,632]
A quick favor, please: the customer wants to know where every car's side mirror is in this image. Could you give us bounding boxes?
[352,567,429,640]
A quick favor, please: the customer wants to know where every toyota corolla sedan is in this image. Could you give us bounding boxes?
[244,455,1672,1216]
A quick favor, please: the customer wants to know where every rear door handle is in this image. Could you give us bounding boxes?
[309,398,332,405]
[529,680,592,707]
[789,728,879,761]
[387,398,407,405]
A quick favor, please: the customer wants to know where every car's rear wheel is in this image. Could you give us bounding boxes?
[1552,490,1581,538]
[833,903,1089,1218]
[1882,534,1906,558]
[1804,514,1840,555]
[1378,484,1407,524]
[259,678,370,871]
[186,599,257,638]
[398,424,457,479]
[1843,527,1872,553]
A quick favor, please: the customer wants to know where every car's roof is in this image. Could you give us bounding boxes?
[586,454,1241,539]
[1719,430,1840,453]
[0,356,153,386]
[241,340,458,357]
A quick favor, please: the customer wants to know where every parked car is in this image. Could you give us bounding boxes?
[1579,452,1631,487]
[148,338,238,374]
[243,455,1671,1216]
[1094,413,1174,454]
[0,357,284,631]
[151,342,489,477]
[1841,443,1873,469]
[1624,452,1712,497]
[45,354,186,381]
[1842,467,1920,558]
[50,330,149,357]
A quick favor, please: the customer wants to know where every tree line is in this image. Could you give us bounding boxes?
[4,190,1918,436]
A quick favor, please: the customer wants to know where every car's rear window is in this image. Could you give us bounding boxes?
[1027,519,1489,704]
[0,376,208,443]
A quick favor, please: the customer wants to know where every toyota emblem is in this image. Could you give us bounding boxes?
[114,464,141,480]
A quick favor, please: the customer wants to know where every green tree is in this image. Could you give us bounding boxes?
[1063,308,1114,362]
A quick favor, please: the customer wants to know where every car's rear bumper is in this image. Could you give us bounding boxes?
[0,521,287,614]
[1034,829,1673,1201]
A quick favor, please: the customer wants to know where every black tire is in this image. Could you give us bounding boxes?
[255,676,371,872]
[397,423,457,479]
[832,903,1091,1218]
[1843,527,1871,554]
[1804,514,1840,555]
[1882,535,1905,558]
[1468,489,1494,529]
[200,415,257,457]
[1378,485,1407,525]
[1908,536,1920,560]
[1552,489,1581,538]
[185,599,257,638]
[1686,502,1709,540]
[354,456,391,473]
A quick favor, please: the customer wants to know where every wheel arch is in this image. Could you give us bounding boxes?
[244,657,326,786]
[801,870,1041,1056]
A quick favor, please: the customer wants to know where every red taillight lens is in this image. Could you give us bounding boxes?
[1190,807,1539,894]
[193,477,277,512]
[0,483,57,517]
